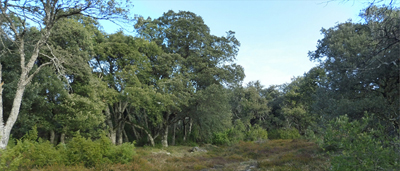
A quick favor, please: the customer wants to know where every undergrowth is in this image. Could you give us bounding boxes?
[0,126,331,170]
[0,126,136,170]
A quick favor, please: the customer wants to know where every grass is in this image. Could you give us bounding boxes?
[32,139,330,171]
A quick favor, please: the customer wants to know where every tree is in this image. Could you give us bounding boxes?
[228,81,272,132]
[135,10,244,147]
[90,32,152,145]
[280,72,323,134]
[0,0,130,149]
[308,5,399,133]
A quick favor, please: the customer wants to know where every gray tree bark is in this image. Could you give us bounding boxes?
[0,64,4,149]
[60,133,66,144]
[50,130,55,145]
[161,124,169,148]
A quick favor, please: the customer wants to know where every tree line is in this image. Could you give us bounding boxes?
[0,0,398,159]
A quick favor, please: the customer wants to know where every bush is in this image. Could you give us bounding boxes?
[226,120,246,143]
[65,133,104,167]
[213,121,268,145]
[66,132,136,167]
[0,128,136,170]
[212,132,230,145]
[107,142,136,164]
[246,124,268,141]
[320,114,400,170]
[268,128,300,139]
[0,126,63,170]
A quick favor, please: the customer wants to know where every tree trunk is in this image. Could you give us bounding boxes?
[127,116,141,141]
[0,19,51,149]
[123,129,129,143]
[130,122,155,147]
[109,129,117,145]
[0,84,26,149]
[161,124,169,148]
[117,125,123,145]
[183,118,188,142]
[60,132,66,144]
[148,134,155,147]
[172,123,176,146]
[114,101,128,145]
[0,64,4,149]
[50,130,55,144]
[188,117,193,138]
[131,124,140,141]
[105,106,117,144]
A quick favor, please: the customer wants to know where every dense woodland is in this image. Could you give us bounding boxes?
[0,0,399,170]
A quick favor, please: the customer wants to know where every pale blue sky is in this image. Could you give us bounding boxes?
[101,0,369,87]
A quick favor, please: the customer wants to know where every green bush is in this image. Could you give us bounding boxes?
[226,120,246,143]
[268,129,279,139]
[0,128,136,170]
[321,114,400,170]
[246,124,268,141]
[280,128,300,139]
[107,142,136,164]
[65,133,104,167]
[66,133,136,167]
[0,126,63,170]
[213,121,268,145]
[268,128,300,139]
[212,132,230,145]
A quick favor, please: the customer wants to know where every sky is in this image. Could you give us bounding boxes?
[100,0,370,87]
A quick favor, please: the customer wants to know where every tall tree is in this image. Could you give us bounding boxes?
[309,5,399,133]
[135,10,244,147]
[0,0,130,149]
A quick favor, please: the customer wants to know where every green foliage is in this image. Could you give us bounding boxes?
[212,132,230,145]
[0,126,63,170]
[66,133,136,167]
[213,120,268,145]
[246,124,268,141]
[319,114,400,170]
[0,128,136,170]
[269,128,300,140]
[280,75,321,134]
[309,5,399,132]
[65,133,103,167]
[226,120,246,143]
[192,84,233,142]
[107,142,136,164]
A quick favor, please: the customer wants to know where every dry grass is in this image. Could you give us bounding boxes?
[34,139,330,171]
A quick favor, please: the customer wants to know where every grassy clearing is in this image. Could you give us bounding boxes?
[34,139,330,171]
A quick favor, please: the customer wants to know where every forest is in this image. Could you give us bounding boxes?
[0,0,399,170]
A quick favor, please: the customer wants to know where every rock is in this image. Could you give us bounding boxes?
[189,146,207,153]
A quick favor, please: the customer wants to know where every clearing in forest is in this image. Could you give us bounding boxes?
[39,139,330,171]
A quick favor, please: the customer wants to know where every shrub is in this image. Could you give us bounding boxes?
[212,132,230,145]
[213,122,268,145]
[268,128,300,139]
[226,120,246,143]
[268,129,280,139]
[246,124,268,141]
[280,128,300,139]
[320,114,400,170]
[66,133,136,167]
[65,133,103,167]
[107,142,136,164]
[1,128,136,170]
[0,126,63,170]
